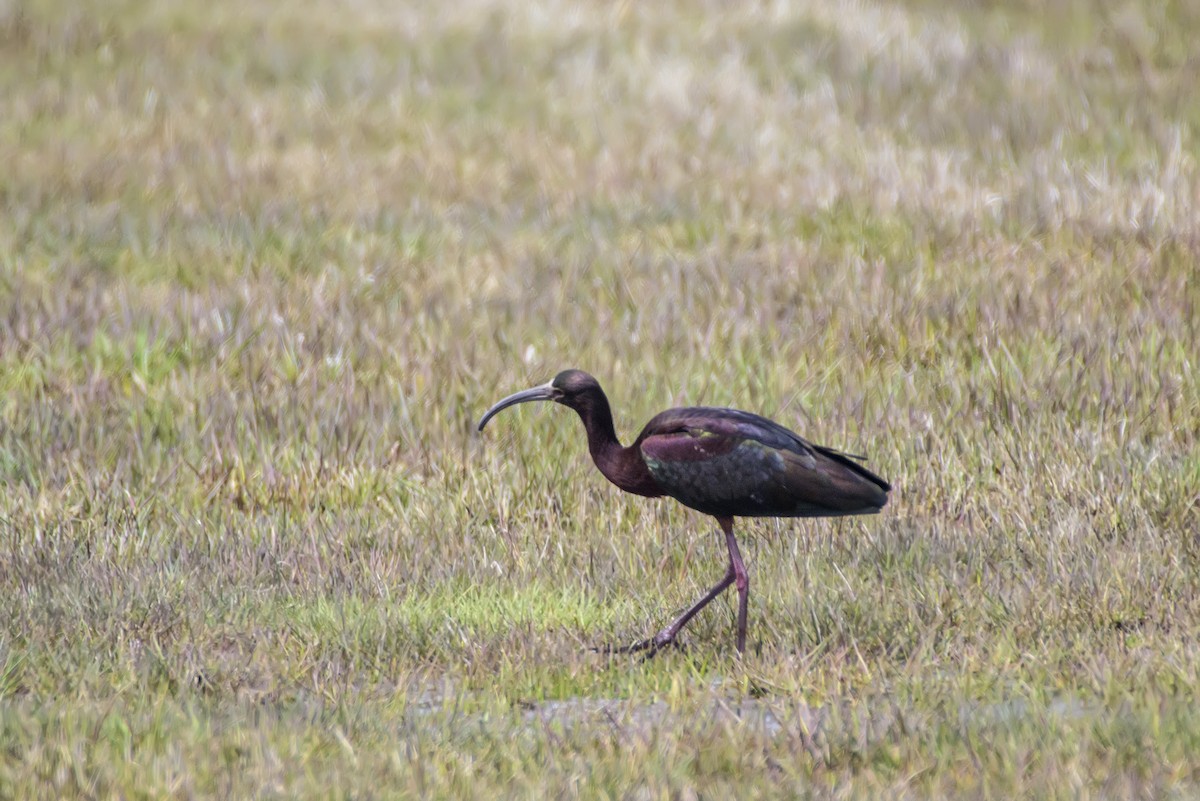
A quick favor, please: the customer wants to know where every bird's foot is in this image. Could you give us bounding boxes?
[594,629,682,660]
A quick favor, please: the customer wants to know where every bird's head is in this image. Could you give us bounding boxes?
[477,369,602,431]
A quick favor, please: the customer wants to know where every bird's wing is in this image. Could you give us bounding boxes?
[637,408,889,518]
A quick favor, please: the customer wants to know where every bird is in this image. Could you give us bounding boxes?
[476,369,891,656]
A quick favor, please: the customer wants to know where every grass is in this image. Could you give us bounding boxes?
[2,0,1199,796]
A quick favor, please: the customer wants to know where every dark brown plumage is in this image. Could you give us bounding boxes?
[477,369,890,655]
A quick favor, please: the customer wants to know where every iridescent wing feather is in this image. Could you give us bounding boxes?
[636,407,889,518]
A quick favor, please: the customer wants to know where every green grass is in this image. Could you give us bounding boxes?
[2,0,1199,796]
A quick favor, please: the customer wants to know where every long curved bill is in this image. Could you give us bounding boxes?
[476,382,559,431]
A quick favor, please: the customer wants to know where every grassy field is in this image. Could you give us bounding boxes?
[2,0,1199,796]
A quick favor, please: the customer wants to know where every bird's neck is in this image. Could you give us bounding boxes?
[573,394,662,498]
[574,392,621,464]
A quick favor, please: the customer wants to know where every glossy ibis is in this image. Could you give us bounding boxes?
[477,369,890,656]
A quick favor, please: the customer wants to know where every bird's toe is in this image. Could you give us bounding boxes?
[593,630,684,659]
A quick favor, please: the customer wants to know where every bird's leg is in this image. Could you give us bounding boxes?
[720,516,749,654]
[601,565,734,656]
[601,516,743,657]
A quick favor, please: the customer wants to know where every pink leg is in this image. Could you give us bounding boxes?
[722,516,749,654]
[605,516,748,656]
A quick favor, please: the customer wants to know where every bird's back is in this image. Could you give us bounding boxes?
[634,407,890,519]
